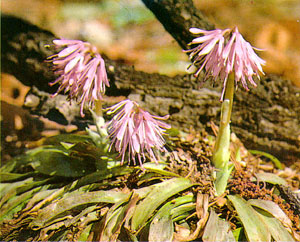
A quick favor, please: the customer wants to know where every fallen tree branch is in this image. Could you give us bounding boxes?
[1,10,300,161]
[141,0,215,49]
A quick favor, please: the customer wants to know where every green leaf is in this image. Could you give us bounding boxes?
[254,207,295,242]
[254,172,287,185]
[0,172,36,182]
[0,178,33,206]
[60,142,76,150]
[31,190,129,229]
[155,194,194,220]
[133,184,157,199]
[170,202,195,221]
[28,181,79,213]
[0,187,41,221]
[30,148,96,177]
[143,163,179,177]
[131,178,192,232]
[248,199,292,228]
[43,134,92,146]
[202,209,236,242]
[100,206,125,241]
[147,195,194,241]
[227,195,271,242]
[232,227,247,242]
[248,150,282,169]
[100,195,132,241]
[78,223,93,241]
[214,163,234,196]
[74,166,135,189]
[23,187,59,211]
[149,215,174,242]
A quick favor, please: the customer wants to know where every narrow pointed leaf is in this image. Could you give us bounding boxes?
[100,206,125,241]
[248,199,292,227]
[0,178,33,206]
[30,148,96,177]
[0,172,36,182]
[74,166,134,189]
[64,205,98,227]
[100,195,132,241]
[232,227,247,242]
[131,178,192,232]
[227,195,271,242]
[254,207,295,242]
[203,210,235,242]
[149,215,173,242]
[148,194,194,241]
[143,163,179,177]
[156,194,194,220]
[0,187,41,221]
[171,203,195,221]
[31,190,129,229]
[78,223,93,241]
[0,159,18,173]
[23,187,59,211]
[254,172,287,185]
[248,150,282,169]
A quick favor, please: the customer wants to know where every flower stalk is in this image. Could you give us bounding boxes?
[94,99,103,116]
[185,26,265,195]
[212,74,234,169]
[213,75,235,195]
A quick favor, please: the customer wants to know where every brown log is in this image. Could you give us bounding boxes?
[1,10,299,161]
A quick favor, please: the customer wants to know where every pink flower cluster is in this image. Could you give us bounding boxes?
[185,27,265,99]
[48,39,171,167]
[106,100,171,166]
[48,39,109,116]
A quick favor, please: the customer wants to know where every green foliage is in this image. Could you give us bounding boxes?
[203,210,235,241]
[228,195,271,242]
[131,178,192,232]
[249,150,283,169]
[228,195,295,242]
[214,163,234,196]
[0,131,296,241]
[253,172,287,185]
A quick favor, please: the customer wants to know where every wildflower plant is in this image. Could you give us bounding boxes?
[106,99,171,166]
[185,27,265,195]
[48,39,110,117]
[47,39,171,167]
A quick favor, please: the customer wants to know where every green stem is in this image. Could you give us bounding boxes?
[94,100,103,116]
[212,76,234,169]
[212,76,235,196]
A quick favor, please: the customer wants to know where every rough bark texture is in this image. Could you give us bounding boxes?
[1,7,300,162]
[1,14,57,92]
[141,0,215,49]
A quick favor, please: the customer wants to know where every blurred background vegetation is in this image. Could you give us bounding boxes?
[2,0,300,82]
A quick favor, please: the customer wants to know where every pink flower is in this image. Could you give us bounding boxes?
[222,27,266,91]
[106,100,171,166]
[185,27,265,99]
[48,39,109,116]
[185,28,230,80]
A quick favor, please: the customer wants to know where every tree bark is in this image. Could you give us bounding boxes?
[1,9,300,161]
[141,0,215,50]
